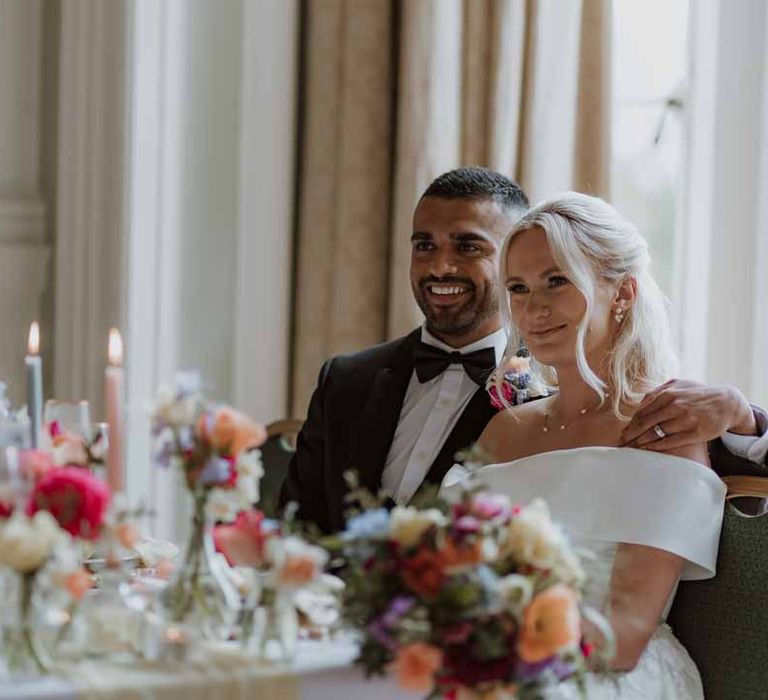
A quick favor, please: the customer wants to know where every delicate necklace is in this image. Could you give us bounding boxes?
[542,399,600,433]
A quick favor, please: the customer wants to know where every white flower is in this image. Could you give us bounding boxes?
[503,499,584,584]
[235,449,264,479]
[388,506,447,549]
[503,498,561,566]
[133,536,180,567]
[231,451,263,506]
[0,511,68,573]
[205,488,246,523]
[150,386,201,427]
[495,574,533,616]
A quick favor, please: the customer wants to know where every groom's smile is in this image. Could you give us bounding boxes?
[410,196,516,348]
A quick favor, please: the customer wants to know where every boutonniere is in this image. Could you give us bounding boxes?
[486,355,547,410]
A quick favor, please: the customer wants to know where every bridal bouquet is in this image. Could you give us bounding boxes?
[335,491,606,699]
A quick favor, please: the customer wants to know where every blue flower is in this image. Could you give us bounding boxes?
[343,508,390,540]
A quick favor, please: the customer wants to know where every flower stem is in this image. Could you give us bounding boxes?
[18,571,48,674]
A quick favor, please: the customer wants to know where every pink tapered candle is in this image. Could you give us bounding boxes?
[105,328,124,493]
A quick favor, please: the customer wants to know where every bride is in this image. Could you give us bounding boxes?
[441,192,725,698]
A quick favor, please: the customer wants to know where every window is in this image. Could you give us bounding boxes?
[611,0,690,300]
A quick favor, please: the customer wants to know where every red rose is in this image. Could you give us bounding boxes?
[27,467,111,540]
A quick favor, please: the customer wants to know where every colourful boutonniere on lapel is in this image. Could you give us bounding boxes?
[486,355,546,410]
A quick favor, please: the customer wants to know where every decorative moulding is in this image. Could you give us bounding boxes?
[0,198,47,244]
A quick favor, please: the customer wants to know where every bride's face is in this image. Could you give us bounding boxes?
[504,227,617,369]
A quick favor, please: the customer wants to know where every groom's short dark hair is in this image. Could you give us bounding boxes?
[421,166,529,213]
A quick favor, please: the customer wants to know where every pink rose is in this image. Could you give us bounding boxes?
[469,493,513,521]
[488,382,515,411]
[27,467,111,540]
[213,510,273,566]
[19,449,55,481]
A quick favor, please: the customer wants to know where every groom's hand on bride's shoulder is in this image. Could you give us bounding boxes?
[620,378,758,452]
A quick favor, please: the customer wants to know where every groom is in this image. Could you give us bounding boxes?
[281,167,768,534]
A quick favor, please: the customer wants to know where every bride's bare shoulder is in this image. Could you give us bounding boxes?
[478,398,550,460]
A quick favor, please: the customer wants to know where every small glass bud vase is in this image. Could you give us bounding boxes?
[245,586,299,662]
[159,489,240,640]
[79,560,144,660]
[0,571,51,679]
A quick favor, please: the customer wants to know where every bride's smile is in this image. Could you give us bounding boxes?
[504,226,625,373]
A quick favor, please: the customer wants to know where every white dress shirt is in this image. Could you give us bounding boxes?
[380,327,507,503]
[721,425,768,465]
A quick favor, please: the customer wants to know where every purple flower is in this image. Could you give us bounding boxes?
[383,596,415,626]
[515,655,575,681]
[174,370,202,398]
[198,456,232,485]
[367,619,397,651]
[177,425,196,451]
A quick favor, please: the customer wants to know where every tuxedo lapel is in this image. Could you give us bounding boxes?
[350,332,417,493]
[421,385,498,490]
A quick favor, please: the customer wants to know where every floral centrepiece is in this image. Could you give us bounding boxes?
[150,372,267,639]
[335,491,609,699]
[213,509,331,659]
[0,509,89,678]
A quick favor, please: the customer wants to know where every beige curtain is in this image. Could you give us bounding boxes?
[291,0,612,416]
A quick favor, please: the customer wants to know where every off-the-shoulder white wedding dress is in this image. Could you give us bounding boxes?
[441,447,726,699]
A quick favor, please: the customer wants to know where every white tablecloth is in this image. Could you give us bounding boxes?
[0,639,413,700]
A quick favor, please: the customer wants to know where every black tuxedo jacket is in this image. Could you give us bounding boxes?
[280,329,495,533]
[280,329,767,534]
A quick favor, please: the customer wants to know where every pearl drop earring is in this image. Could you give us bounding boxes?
[614,306,625,324]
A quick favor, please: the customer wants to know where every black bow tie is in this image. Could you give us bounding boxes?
[412,341,496,386]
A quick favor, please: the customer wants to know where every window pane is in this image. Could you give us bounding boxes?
[611,0,690,299]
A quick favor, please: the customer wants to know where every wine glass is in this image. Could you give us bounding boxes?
[43,400,92,441]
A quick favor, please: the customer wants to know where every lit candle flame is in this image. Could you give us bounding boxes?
[108,328,123,366]
[28,322,40,355]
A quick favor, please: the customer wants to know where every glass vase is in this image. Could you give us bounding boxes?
[78,561,146,660]
[0,571,51,679]
[244,585,299,662]
[159,489,239,640]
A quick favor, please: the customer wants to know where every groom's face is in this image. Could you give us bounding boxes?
[410,196,513,347]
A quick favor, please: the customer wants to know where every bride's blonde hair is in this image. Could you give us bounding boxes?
[497,191,678,418]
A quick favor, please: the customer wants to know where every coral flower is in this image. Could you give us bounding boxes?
[278,554,318,586]
[440,537,483,569]
[392,642,443,693]
[116,522,140,549]
[517,584,581,663]
[19,449,55,481]
[401,547,445,598]
[65,568,93,600]
[197,406,266,456]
